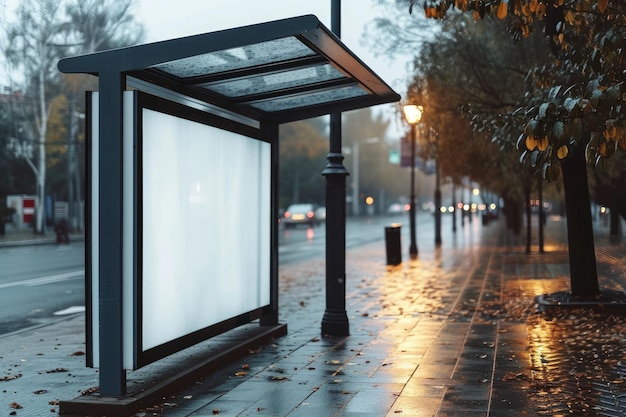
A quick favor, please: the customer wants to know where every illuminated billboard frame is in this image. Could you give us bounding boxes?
[87,91,276,370]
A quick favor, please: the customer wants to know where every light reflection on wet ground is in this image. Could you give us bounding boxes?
[498,226,626,417]
[154,216,625,416]
[527,312,626,416]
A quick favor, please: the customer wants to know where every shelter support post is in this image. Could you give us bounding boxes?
[98,72,127,396]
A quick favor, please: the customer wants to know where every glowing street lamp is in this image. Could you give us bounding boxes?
[403,104,423,258]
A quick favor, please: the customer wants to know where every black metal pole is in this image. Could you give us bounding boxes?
[467,180,473,223]
[321,0,349,336]
[452,182,457,232]
[98,71,126,396]
[434,163,442,246]
[409,123,418,258]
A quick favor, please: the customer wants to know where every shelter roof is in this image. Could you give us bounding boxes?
[58,15,400,123]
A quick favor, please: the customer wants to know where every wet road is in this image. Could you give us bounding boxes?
[0,243,85,335]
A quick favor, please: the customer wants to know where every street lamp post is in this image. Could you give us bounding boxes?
[403,104,422,259]
[321,0,349,337]
[452,182,457,232]
[434,161,442,246]
[466,178,472,223]
[430,129,442,246]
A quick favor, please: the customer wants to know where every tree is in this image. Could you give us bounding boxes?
[394,0,626,298]
[342,108,394,214]
[4,0,67,233]
[63,0,144,53]
[592,151,626,235]
[409,0,626,176]
[0,90,36,197]
[401,13,553,239]
[278,121,329,208]
[1,0,144,233]
[367,0,448,60]
[59,0,144,230]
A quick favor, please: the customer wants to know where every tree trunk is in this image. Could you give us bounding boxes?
[36,135,46,234]
[524,185,531,254]
[502,194,521,235]
[538,177,544,253]
[560,141,600,298]
[35,69,47,235]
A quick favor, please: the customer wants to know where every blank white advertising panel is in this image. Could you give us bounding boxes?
[140,107,271,352]
[88,91,272,369]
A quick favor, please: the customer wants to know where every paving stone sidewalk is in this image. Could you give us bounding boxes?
[0,215,624,416]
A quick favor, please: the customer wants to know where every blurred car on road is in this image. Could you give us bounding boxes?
[387,203,406,215]
[283,203,318,229]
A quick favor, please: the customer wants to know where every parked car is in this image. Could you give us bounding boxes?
[283,203,317,229]
[387,203,407,215]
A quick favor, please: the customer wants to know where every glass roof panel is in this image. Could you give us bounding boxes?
[203,63,344,98]
[250,85,368,112]
[153,37,316,79]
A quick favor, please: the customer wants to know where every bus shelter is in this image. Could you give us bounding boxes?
[57,14,399,415]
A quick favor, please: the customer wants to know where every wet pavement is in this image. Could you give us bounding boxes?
[0,214,625,416]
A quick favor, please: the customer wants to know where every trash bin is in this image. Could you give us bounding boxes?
[385,223,402,266]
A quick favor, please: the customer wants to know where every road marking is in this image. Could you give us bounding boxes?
[0,270,84,289]
[54,306,86,315]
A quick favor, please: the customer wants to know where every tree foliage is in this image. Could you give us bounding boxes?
[412,0,626,176]
[62,0,145,54]
[0,96,34,196]
[367,0,441,59]
[402,13,552,209]
[401,0,620,296]
[278,109,404,213]
[342,108,402,212]
[278,121,329,208]
[4,0,67,232]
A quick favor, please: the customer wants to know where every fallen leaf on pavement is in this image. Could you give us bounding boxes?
[80,386,99,395]
[502,371,527,381]
[46,368,69,373]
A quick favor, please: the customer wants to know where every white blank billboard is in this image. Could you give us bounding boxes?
[89,91,272,369]
[140,108,271,351]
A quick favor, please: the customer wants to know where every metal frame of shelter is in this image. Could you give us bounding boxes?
[58,14,399,399]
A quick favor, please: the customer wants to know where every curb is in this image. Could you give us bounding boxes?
[536,289,626,314]
[0,234,85,248]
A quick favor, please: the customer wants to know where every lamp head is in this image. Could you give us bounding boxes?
[403,104,423,125]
